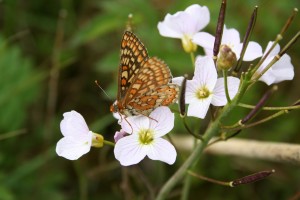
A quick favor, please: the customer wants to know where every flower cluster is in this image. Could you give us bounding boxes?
[158,4,294,86]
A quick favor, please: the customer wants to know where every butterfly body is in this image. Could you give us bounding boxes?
[111,31,179,117]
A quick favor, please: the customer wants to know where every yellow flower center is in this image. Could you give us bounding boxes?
[181,34,197,53]
[138,129,154,145]
[196,86,210,99]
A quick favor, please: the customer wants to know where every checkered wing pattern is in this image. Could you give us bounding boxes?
[127,84,179,116]
[118,31,148,100]
[112,31,179,116]
[124,57,172,104]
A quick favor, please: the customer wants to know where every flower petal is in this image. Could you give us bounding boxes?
[149,107,174,138]
[257,58,276,85]
[264,41,280,57]
[259,54,294,85]
[157,4,210,38]
[120,115,149,134]
[56,131,92,160]
[185,80,200,103]
[184,5,210,32]
[187,97,212,119]
[271,54,294,83]
[114,135,147,166]
[158,13,185,38]
[222,26,241,46]
[193,56,217,91]
[192,32,214,57]
[172,76,184,86]
[114,129,127,143]
[212,77,240,106]
[242,41,263,61]
[60,111,89,137]
[147,138,177,165]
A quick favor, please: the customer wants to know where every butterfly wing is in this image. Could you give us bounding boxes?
[114,31,179,116]
[124,57,172,105]
[126,84,179,116]
[118,31,148,101]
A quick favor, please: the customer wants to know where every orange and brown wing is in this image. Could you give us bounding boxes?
[126,84,179,116]
[118,31,148,101]
[123,57,172,105]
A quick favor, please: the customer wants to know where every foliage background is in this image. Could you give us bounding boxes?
[0,0,299,199]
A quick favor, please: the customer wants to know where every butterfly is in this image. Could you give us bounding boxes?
[110,31,179,117]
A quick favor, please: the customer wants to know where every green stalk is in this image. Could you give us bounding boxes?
[156,78,249,200]
[223,69,231,103]
[238,103,300,111]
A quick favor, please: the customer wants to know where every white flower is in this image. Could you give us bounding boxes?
[114,107,177,166]
[56,111,93,160]
[185,56,240,118]
[193,25,262,61]
[158,4,210,52]
[256,41,294,85]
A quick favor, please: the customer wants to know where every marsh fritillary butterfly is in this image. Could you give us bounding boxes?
[110,31,179,117]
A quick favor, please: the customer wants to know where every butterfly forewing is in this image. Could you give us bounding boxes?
[118,31,148,100]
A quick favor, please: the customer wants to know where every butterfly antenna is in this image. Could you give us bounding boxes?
[126,13,133,32]
[95,80,111,99]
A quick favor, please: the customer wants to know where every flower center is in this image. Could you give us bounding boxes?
[138,129,154,145]
[181,34,197,53]
[196,86,210,99]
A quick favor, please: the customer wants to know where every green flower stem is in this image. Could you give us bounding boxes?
[187,170,231,187]
[0,129,27,141]
[238,103,300,111]
[181,139,198,200]
[234,110,288,130]
[156,78,249,200]
[103,140,115,147]
[223,110,288,133]
[181,173,193,200]
[182,117,203,140]
[222,70,231,103]
[190,52,195,67]
[221,122,241,130]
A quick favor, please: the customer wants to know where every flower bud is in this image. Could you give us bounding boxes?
[217,44,237,70]
[91,132,104,148]
[181,35,197,53]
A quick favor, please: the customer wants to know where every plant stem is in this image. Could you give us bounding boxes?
[181,139,198,200]
[237,110,288,130]
[188,171,231,187]
[104,140,115,146]
[223,70,231,103]
[238,103,300,110]
[190,52,195,67]
[156,78,249,200]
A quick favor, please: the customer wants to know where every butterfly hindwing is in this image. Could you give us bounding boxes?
[124,57,172,105]
[126,84,179,116]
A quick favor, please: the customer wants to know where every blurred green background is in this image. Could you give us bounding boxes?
[0,0,299,199]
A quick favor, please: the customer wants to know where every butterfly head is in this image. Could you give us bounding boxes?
[110,101,121,113]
